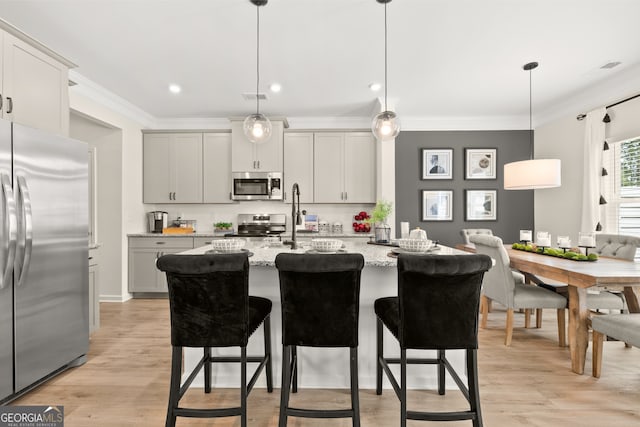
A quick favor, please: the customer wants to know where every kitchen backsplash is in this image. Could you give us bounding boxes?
[146,202,375,234]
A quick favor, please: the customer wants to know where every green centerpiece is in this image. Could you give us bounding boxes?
[367,200,393,243]
[511,242,598,262]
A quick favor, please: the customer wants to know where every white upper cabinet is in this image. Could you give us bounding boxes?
[283,133,314,204]
[231,120,284,172]
[143,133,203,203]
[203,133,233,203]
[0,26,73,135]
[314,132,376,203]
[343,132,376,203]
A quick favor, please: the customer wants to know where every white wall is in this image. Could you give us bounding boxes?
[70,90,147,301]
[535,96,640,239]
[70,113,123,302]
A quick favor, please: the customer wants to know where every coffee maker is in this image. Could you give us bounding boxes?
[147,211,168,233]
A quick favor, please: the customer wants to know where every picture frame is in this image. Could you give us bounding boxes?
[422,148,453,180]
[465,148,497,179]
[422,190,453,221]
[465,189,497,221]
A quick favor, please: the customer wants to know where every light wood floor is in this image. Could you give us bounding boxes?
[11,299,640,426]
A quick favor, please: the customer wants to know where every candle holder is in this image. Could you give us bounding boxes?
[579,245,596,256]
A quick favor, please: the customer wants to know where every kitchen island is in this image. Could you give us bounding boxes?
[178,240,469,390]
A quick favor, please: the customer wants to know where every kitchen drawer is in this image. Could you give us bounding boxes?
[129,237,194,249]
[193,237,216,247]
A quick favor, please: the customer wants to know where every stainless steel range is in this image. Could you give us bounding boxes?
[236,214,286,237]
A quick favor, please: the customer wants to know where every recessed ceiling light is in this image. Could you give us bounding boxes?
[168,84,181,94]
[369,83,382,91]
[269,83,282,93]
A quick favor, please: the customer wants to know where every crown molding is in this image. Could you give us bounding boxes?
[68,70,156,128]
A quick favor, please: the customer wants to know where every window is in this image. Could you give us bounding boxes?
[603,137,640,258]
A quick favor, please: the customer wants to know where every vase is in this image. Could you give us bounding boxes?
[375,224,391,243]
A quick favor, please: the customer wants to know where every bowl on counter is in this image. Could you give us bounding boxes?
[211,238,245,252]
[310,238,343,252]
[397,238,433,252]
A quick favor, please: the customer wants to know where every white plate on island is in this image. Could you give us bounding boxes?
[391,247,440,255]
[305,249,348,255]
[205,248,254,256]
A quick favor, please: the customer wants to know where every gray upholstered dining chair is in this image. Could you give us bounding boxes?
[469,234,567,346]
[591,313,640,377]
[583,233,640,312]
[460,228,494,245]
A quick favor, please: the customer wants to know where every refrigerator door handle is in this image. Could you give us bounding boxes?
[15,175,33,287]
[0,173,17,289]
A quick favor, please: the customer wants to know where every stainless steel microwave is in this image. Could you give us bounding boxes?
[231,172,283,201]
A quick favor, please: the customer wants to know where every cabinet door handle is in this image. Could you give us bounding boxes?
[344,191,347,201]
[283,192,286,201]
[6,97,12,114]
[229,192,232,200]
[0,94,3,111]
[155,241,166,245]
[257,160,260,169]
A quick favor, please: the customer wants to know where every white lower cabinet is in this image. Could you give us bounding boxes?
[128,237,194,293]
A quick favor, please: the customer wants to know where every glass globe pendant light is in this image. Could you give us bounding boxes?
[372,0,400,141]
[243,0,272,144]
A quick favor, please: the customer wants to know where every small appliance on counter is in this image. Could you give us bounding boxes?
[165,218,197,234]
[147,211,168,233]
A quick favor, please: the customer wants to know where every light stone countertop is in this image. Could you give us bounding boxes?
[179,240,467,268]
[128,232,373,239]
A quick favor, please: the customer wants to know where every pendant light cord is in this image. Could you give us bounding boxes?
[384,2,388,112]
[529,66,532,146]
[256,5,261,115]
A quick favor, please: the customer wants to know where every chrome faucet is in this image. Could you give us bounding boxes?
[288,183,302,249]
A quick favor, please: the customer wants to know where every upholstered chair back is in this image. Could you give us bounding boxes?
[156,253,253,348]
[275,253,364,348]
[469,234,517,308]
[595,234,640,260]
[460,228,493,244]
[395,254,491,349]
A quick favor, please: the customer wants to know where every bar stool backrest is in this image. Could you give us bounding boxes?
[157,253,250,348]
[396,254,492,350]
[275,253,365,348]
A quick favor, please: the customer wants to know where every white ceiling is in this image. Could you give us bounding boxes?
[1,0,640,128]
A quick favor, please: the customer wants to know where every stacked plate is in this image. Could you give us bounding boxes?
[310,238,343,252]
[211,238,246,252]
[397,238,434,252]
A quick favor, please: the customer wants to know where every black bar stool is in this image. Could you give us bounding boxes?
[375,254,492,427]
[275,253,365,427]
[156,253,273,427]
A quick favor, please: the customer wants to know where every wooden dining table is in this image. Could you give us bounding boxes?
[505,247,640,374]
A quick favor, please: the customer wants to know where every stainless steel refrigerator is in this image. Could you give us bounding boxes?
[0,118,89,402]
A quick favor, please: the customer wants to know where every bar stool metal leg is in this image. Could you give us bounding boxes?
[401,348,407,427]
[241,346,247,427]
[467,349,483,427]
[264,316,274,393]
[438,349,445,396]
[376,318,383,395]
[204,347,211,394]
[165,346,182,427]
[279,345,292,427]
[292,345,298,393]
[350,347,360,427]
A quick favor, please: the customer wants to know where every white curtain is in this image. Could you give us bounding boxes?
[580,107,607,233]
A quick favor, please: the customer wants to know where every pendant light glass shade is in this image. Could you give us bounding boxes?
[372,0,400,141]
[243,0,272,144]
[243,113,272,143]
[372,110,400,141]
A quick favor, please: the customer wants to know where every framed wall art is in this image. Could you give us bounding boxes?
[422,148,453,180]
[465,189,497,221]
[421,190,453,221]
[465,148,496,179]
